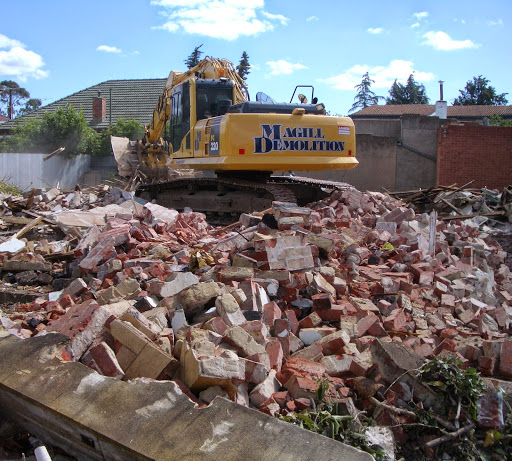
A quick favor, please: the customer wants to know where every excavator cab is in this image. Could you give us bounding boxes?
[167,79,234,154]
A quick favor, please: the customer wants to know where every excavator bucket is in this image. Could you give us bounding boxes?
[111,136,139,178]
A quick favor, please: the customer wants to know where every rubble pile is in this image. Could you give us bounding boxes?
[390,183,512,223]
[1,185,512,458]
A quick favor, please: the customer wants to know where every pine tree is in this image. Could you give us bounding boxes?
[453,76,508,105]
[386,74,429,104]
[236,52,251,81]
[184,45,204,69]
[349,73,383,113]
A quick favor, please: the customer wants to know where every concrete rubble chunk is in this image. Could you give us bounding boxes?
[370,339,440,410]
[215,293,246,327]
[254,234,314,271]
[160,272,199,298]
[183,348,245,392]
[249,369,281,407]
[223,326,266,357]
[179,281,222,316]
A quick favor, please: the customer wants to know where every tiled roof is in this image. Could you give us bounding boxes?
[0,78,167,131]
[350,104,512,119]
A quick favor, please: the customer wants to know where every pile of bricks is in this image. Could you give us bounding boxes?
[1,186,511,449]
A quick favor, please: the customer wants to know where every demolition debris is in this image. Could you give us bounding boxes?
[0,182,511,459]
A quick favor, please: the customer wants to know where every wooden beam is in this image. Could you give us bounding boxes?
[12,216,44,239]
[43,147,65,162]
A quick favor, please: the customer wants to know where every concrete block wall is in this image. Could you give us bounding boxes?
[301,134,397,193]
[396,115,440,191]
[437,125,512,190]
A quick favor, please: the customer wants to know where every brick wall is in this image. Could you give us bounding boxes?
[437,125,512,190]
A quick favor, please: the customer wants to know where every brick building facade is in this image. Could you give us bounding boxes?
[437,125,512,190]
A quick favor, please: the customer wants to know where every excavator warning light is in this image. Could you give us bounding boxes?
[292,108,306,115]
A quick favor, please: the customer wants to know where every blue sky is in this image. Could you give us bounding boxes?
[1,0,510,116]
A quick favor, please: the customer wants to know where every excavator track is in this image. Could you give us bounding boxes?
[136,174,353,225]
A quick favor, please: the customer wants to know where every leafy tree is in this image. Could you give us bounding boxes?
[386,74,429,104]
[184,44,204,69]
[236,51,251,81]
[488,114,512,127]
[18,98,42,116]
[92,118,145,157]
[453,75,508,105]
[0,80,30,119]
[349,72,383,113]
[4,104,95,155]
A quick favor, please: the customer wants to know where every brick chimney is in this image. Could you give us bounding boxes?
[92,91,106,122]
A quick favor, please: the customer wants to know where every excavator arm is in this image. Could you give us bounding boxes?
[142,57,249,148]
[113,57,249,180]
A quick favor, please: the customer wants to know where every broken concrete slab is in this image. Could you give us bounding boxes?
[0,334,373,460]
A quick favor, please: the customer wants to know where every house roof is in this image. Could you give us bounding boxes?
[0,78,167,132]
[350,104,512,119]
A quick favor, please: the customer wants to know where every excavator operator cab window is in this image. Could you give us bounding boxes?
[169,82,190,153]
[196,80,234,120]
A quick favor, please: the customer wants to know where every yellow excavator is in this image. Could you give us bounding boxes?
[112,57,357,221]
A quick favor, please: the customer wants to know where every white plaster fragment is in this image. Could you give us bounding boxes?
[200,421,234,453]
[75,373,106,394]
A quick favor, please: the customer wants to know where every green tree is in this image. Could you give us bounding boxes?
[4,104,95,155]
[184,44,204,69]
[236,51,251,81]
[386,74,429,104]
[18,98,42,116]
[0,80,30,119]
[92,118,145,157]
[488,114,512,127]
[349,72,383,113]
[453,76,508,105]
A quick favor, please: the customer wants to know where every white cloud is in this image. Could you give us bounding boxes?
[367,27,384,34]
[262,11,289,25]
[0,34,48,81]
[151,0,288,40]
[487,19,503,27]
[422,31,479,50]
[320,59,435,91]
[0,34,24,49]
[453,18,466,25]
[411,11,428,29]
[266,59,307,76]
[96,45,122,53]
[413,12,428,21]
[306,15,319,22]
